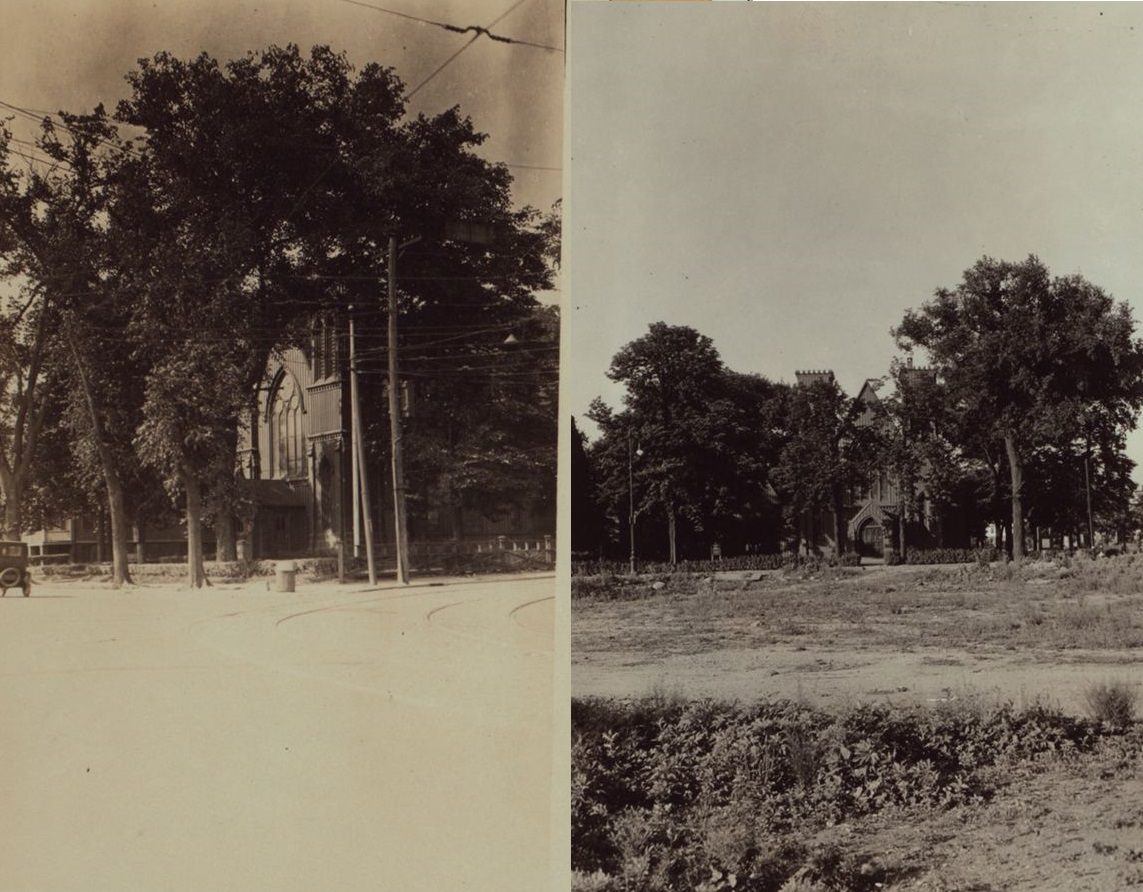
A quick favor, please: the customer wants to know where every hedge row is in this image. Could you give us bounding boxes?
[885,546,1000,566]
[573,548,1006,576]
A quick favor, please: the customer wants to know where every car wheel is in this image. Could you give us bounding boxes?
[0,567,21,589]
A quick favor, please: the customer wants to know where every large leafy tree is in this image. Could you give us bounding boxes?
[0,121,64,540]
[402,304,559,539]
[114,46,384,558]
[1020,400,1137,544]
[895,256,1143,560]
[117,45,557,561]
[586,323,786,563]
[2,45,558,577]
[0,110,149,586]
[589,324,725,564]
[126,188,258,588]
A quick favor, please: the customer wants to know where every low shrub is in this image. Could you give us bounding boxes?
[1085,680,1138,729]
[573,554,795,577]
[572,696,1109,890]
[904,547,998,565]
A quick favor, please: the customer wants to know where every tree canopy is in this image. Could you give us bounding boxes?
[894,255,1143,559]
[0,44,559,582]
[578,271,1143,568]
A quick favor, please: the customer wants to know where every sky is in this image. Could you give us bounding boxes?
[568,2,1143,475]
[0,0,563,222]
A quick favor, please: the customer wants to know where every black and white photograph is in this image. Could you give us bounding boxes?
[0,1,562,889]
[570,4,1143,890]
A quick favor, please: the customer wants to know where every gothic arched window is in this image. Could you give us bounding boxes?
[268,371,306,479]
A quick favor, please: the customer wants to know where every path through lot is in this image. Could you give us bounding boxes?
[0,573,555,891]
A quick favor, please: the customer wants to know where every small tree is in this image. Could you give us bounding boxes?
[135,344,248,588]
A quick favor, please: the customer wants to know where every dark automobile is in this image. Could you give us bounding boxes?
[0,541,31,596]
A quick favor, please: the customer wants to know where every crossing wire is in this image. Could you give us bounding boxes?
[335,0,563,52]
[407,0,536,99]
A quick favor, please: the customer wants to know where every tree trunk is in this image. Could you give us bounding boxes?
[68,332,135,585]
[216,511,236,562]
[1,471,21,539]
[789,510,802,557]
[184,471,207,589]
[832,487,847,555]
[451,503,465,542]
[667,504,677,565]
[897,498,906,560]
[213,420,240,562]
[1003,434,1025,561]
[100,467,134,586]
[0,297,52,542]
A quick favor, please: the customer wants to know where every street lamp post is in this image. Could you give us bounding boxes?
[628,431,642,575]
[1084,447,1095,548]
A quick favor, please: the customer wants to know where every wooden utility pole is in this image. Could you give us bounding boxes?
[349,308,377,584]
[388,235,411,584]
[337,435,346,583]
[350,313,361,559]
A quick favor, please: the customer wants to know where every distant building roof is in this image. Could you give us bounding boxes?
[901,365,937,386]
[855,379,881,426]
[795,369,835,387]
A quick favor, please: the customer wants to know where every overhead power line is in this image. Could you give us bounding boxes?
[0,98,147,163]
[501,162,561,173]
[407,0,539,100]
[4,146,63,169]
[335,0,563,53]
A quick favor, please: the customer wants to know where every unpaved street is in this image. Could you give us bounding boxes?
[0,573,555,892]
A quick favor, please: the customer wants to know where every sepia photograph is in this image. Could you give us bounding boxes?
[570,3,1143,890]
[0,0,562,889]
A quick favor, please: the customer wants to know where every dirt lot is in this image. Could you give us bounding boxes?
[572,557,1143,891]
[573,560,1143,714]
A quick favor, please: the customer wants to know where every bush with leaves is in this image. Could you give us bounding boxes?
[572,697,1114,891]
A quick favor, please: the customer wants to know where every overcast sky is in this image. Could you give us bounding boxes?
[0,0,563,217]
[568,2,1143,474]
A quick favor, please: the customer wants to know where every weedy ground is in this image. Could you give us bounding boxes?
[572,554,1143,891]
